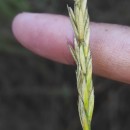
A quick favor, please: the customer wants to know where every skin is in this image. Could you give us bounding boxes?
[12,13,130,84]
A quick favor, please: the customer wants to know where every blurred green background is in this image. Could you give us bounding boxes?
[1,0,130,130]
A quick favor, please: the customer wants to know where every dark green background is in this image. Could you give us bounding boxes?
[1,0,130,130]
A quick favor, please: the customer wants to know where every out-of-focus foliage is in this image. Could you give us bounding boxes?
[0,0,30,55]
[0,0,30,20]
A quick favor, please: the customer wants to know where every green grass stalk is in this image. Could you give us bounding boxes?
[68,0,94,130]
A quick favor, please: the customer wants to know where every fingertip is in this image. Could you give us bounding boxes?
[12,13,74,64]
[12,12,29,41]
[12,12,35,52]
[12,13,22,41]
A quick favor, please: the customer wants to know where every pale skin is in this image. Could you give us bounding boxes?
[12,13,130,84]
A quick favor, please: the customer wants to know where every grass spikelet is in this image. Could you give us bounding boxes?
[68,0,94,130]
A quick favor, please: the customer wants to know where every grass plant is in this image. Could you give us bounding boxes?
[68,0,94,130]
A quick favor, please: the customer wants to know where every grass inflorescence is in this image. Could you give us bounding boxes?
[68,0,94,130]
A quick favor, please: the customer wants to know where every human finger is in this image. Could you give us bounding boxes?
[12,13,130,84]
